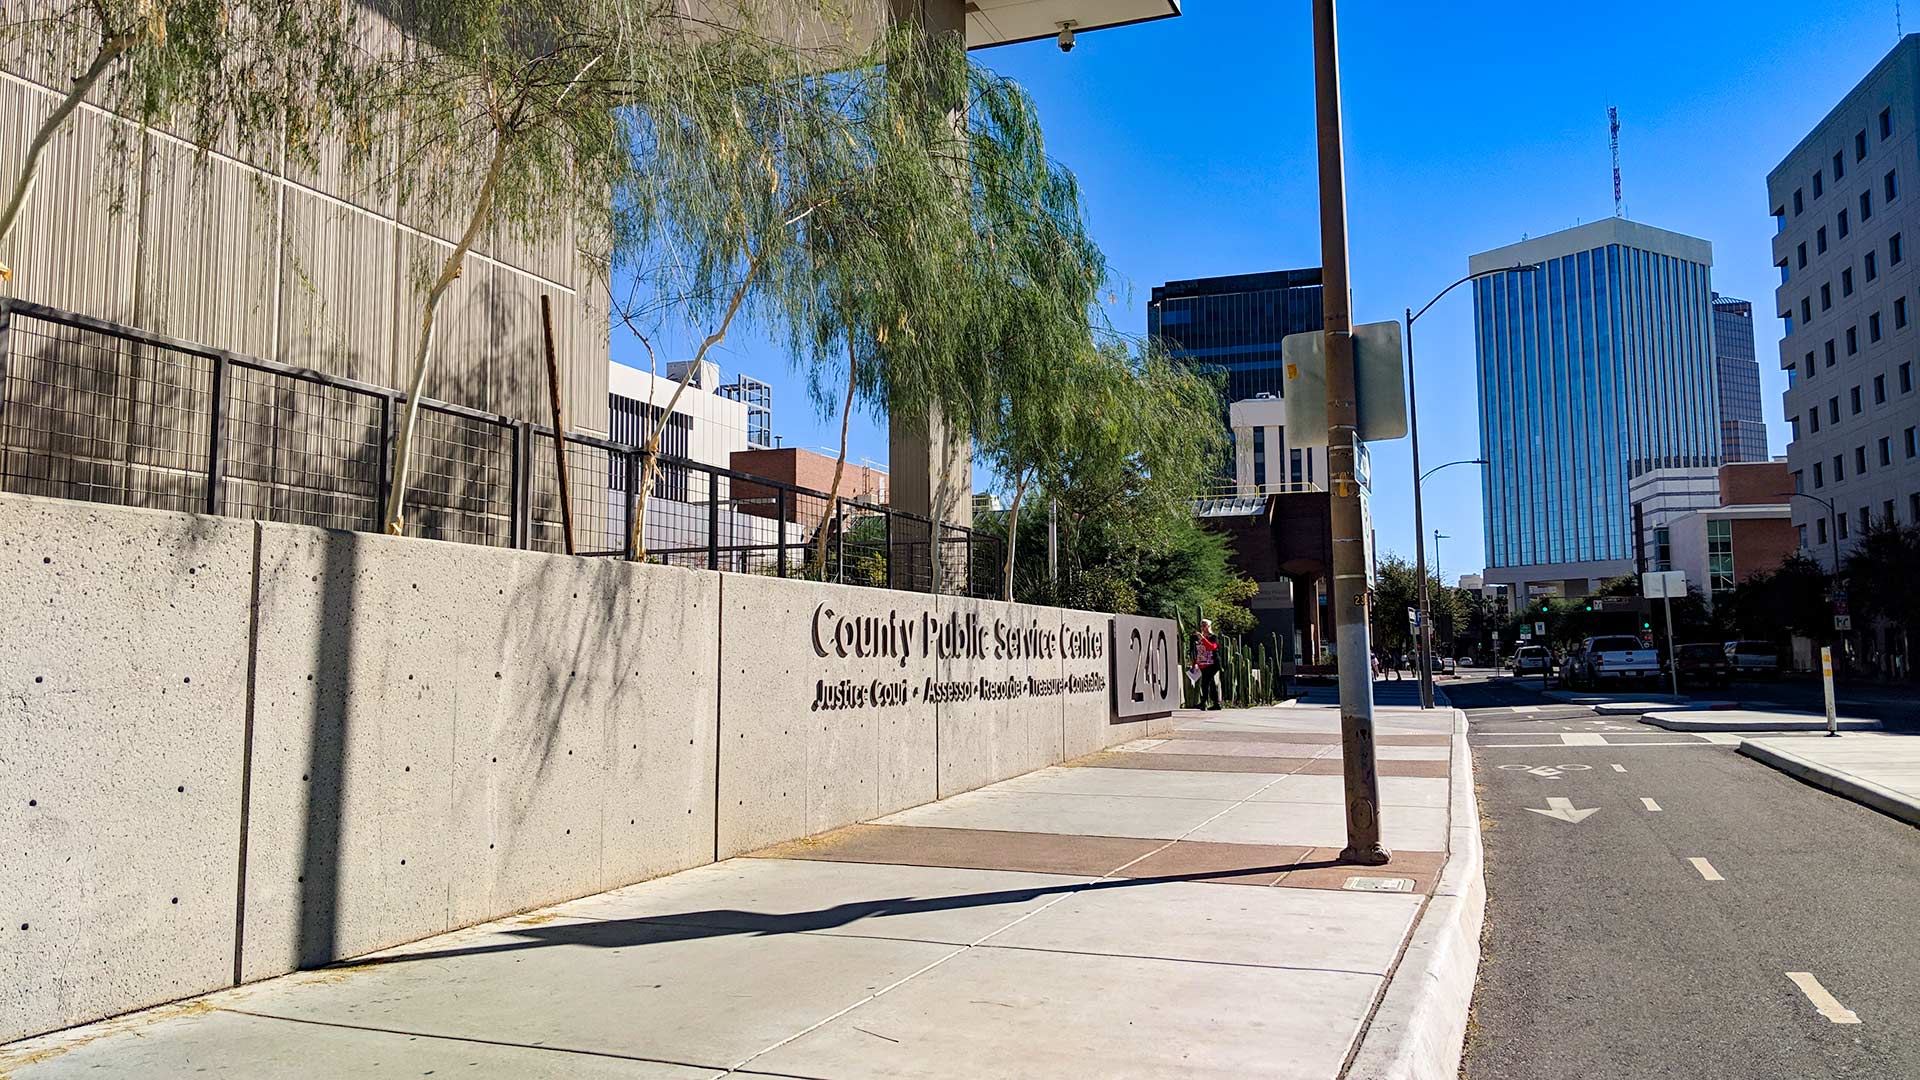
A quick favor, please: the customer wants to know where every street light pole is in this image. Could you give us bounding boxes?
[1311,0,1388,866]
[1405,264,1535,709]
[1412,457,1486,709]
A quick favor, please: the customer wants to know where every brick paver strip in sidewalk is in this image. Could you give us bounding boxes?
[747,824,1161,877]
[1158,730,1452,747]
[1073,751,1451,778]
[751,824,1443,895]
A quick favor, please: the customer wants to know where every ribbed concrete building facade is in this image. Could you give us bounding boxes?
[1769,34,1920,561]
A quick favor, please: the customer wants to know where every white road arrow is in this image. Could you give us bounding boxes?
[1524,796,1600,823]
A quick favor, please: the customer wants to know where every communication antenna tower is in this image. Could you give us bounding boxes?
[1608,106,1623,218]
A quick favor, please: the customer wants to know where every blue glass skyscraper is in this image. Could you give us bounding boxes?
[1470,219,1722,595]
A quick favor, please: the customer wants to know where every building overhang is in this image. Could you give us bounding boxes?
[961,0,1181,49]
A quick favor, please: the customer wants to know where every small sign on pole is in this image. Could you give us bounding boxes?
[1820,646,1839,737]
[1534,621,1546,636]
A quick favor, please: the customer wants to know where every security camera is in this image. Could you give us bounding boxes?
[1057,21,1076,52]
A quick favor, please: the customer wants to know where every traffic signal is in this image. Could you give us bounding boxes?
[1583,602,1593,612]
[1641,619,1652,630]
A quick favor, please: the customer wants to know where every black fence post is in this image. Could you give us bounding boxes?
[707,467,720,571]
[623,450,640,560]
[510,420,530,549]
[206,353,228,515]
[375,393,395,533]
[835,500,845,584]
[775,486,788,577]
[0,299,12,477]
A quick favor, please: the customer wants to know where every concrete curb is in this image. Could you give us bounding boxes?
[1644,711,1882,732]
[1738,739,1920,826]
[1345,709,1483,1080]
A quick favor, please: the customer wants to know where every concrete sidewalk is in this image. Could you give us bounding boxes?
[1643,707,1882,732]
[1740,733,1920,826]
[1,702,1478,1080]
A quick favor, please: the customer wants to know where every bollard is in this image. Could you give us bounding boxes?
[1821,646,1839,737]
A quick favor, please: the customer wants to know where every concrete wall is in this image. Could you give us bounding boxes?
[0,495,1145,1043]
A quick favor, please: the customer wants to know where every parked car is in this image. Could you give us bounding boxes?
[1566,635,1662,688]
[1440,657,1457,675]
[1724,640,1781,680]
[1673,642,1732,687]
[1456,656,1476,670]
[1512,644,1552,676]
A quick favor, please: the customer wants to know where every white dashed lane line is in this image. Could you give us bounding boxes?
[1787,972,1862,1024]
[1641,797,1662,811]
[1688,857,1724,881]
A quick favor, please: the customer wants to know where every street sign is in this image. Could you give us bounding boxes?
[1280,322,1409,447]
[1593,596,1639,612]
[1519,627,1533,640]
[1534,621,1546,635]
[1408,607,1422,631]
[1641,570,1686,599]
[1835,614,1853,630]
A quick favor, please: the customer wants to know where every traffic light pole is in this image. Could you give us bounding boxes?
[1312,0,1389,866]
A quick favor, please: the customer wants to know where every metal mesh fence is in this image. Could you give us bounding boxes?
[0,298,1000,596]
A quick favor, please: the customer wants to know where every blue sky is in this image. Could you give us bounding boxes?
[612,1,1908,580]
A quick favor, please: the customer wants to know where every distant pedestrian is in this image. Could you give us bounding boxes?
[1193,618,1222,710]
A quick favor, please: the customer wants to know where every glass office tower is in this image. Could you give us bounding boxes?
[1148,268,1324,402]
[1471,219,1722,585]
[1710,294,1770,463]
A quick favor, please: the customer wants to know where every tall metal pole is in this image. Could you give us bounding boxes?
[1406,306,1433,709]
[1312,0,1388,865]
[1663,591,1679,698]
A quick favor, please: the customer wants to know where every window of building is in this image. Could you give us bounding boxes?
[1871,312,1883,342]
[1839,209,1851,238]
[1816,170,1826,198]
[1830,396,1842,422]
[1811,407,1822,433]
[1868,250,1880,280]
[1819,517,1830,543]
[1888,170,1900,202]
[1835,150,1847,179]
[1794,469,1806,493]
[1856,445,1868,473]
[1290,447,1303,487]
[1707,519,1735,598]
[1876,373,1887,401]
[1799,242,1809,268]
[1792,416,1802,441]
[1839,513,1850,540]
[1819,226,1830,254]
[1799,523,1810,548]
[1835,452,1846,480]
[1912,494,1920,522]
[1886,499,1897,524]
[1802,298,1813,323]
[1881,437,1892,466]
[1848,326,1859,354]
[1892,233,1904,264]
[1654,528,1672,573]
[1822,283,1833,310]
[1860,506,1872,532]
[1795,188,1806,214]
[1252,425,1267,488]
[1815,460,1826,487]
[1908,427,1917,458]
[1843,268,1855,296]
[1861,190,1874,221]
[1826,339,1837,366]
[1858,130,1870,160]
[1852,386,1863,413]
[1882,107,1894,139]
[1905,361,1915,392]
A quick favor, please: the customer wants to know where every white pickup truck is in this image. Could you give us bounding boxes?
[1567,634,1661,688]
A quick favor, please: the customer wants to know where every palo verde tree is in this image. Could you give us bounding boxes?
[0,0,359,284]
[345,0,920,537]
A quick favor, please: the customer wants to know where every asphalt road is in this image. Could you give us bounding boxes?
[1453,674,1920,1080]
